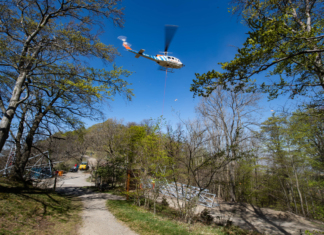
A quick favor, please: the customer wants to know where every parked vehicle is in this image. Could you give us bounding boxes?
[69,166,78,172]
[79,162,88,170]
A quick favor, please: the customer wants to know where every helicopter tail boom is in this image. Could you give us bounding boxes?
[135,49,145,58]
[123,42,132,50]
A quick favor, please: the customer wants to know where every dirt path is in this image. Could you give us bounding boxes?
[56,172,138,235]
[54,171,324,235]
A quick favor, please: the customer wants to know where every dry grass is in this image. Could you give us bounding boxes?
[0,178,82,235]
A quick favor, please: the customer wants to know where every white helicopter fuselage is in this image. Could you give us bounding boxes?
[124,43,184,69]
[155,55,183,69]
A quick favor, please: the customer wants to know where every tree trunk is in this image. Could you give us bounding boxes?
[11,92,64,180]
[228,162,236,202]
[126,169,130,200]
[306,178,316,218]
[12,104,28,181]
[278,177,290,211]
[310,193,316,218]
[154,193,156,215]
[14,111,45,180]
[293,164,305,217]
[290,183,298,214]
[0,72,27,152]
[11,93,61,181]
[304,193,309,217]
[255,159,258,205]
[53,174,57,191]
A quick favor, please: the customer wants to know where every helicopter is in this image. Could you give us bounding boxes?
[118,25,184,72]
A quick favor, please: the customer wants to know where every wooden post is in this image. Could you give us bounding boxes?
[126,169,130,200]
[53,174,57,191]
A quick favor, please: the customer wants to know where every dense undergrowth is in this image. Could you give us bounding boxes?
[0,178,82,235]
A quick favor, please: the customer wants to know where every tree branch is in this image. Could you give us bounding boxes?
[0,95,7,113]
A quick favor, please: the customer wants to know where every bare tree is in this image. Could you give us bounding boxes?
[164,119,234,225]
[196,87,262,202]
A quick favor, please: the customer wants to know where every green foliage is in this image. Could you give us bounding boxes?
[143,196,169,212]
[161,196,169,209]
[305,230,324,235]
[0,0,133,154]
[106,200,226,235]
[257,109,324,218]
[191,1,324,102]
[126,125,147,164]
[56,162,71,172]
[235,156,259,203]
[96,156,126,187]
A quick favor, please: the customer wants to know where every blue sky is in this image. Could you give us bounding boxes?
[84,0,295,127]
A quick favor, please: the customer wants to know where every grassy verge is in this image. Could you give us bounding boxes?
[107,200,226,235]
[0,178,82,235]
[85,176,92,183]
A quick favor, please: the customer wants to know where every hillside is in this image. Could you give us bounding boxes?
[0,178,82,235]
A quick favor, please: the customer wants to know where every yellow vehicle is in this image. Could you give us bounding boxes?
[79,161,88,170]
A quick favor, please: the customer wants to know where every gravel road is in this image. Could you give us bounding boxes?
[56,171,138,235]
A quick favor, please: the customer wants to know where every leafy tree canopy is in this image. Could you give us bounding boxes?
[191,0,324,103]
[0,0,132,152]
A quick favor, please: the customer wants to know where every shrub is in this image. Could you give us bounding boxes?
[200,208,214,225]
[161,196,169,208]
[55,162,70,172]
[140,197,146,206]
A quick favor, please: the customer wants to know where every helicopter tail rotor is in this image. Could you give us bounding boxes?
[118,36,127,42]
[164,25,178,54]
[118,36,132,50]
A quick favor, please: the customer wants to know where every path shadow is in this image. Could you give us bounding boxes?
[55,186,126,212]
[56,186,125,200]
[240,203,290,235]
[0,183,78,218]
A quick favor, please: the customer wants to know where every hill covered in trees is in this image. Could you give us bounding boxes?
[36,88,324,223]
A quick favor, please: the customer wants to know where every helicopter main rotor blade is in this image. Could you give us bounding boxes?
[165,25,178,53]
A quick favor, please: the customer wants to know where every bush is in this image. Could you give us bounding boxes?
[161,196,169,207]
[161,196,169,210]
[147,198,154,208]
[200,208,214,225]
[140,197,146,206]
[139,197,169,212]
[55,162,70,172]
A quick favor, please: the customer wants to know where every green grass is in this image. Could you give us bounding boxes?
[0,178,82,235]
[106,200,226,235]
[85,176,93,183]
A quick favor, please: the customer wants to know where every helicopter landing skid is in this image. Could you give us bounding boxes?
[158,66,174,73]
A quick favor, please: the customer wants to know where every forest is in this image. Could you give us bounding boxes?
[0,0,324,234]
[12,86,321,224]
